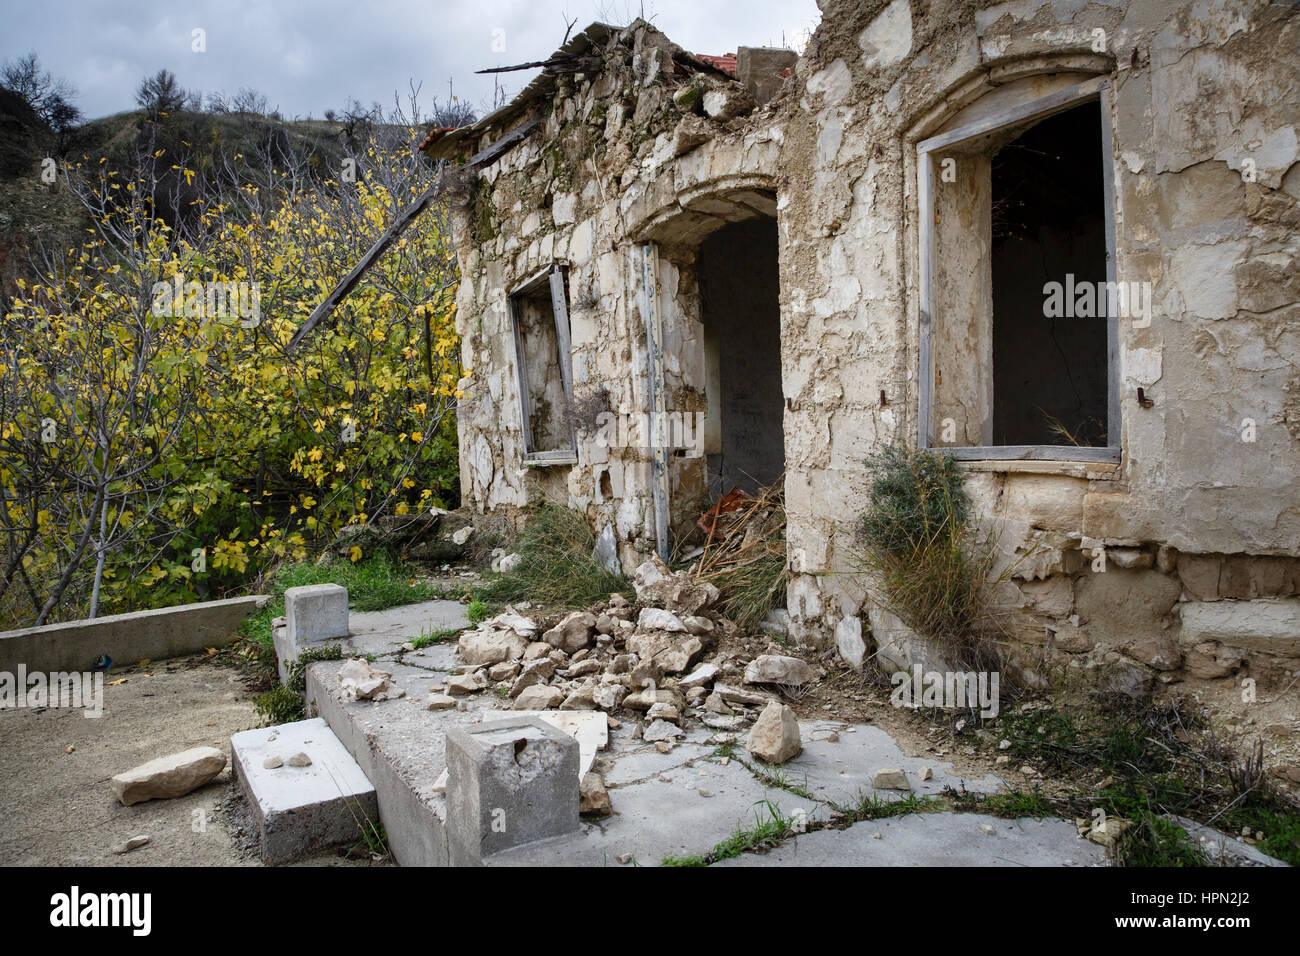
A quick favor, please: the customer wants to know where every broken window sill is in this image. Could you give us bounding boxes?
[956,454,1120,480]
[523,452,578,467]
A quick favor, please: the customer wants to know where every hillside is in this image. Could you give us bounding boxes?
[0,99,362,304]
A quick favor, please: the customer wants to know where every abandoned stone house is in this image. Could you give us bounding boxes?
[420,1,1300,695]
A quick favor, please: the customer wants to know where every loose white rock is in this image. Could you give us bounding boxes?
[872,768,910,791]
[110,746,227,806]
[747,701,802,764]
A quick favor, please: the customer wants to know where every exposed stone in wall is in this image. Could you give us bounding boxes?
[441,4,1299,695]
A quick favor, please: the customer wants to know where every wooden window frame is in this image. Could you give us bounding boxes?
[916,75,1120,463]
[509,263,577,465]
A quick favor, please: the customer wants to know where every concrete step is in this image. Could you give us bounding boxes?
[306,655,463,866]
[230,717,377,864]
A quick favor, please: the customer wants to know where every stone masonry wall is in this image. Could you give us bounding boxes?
[778,0,1300,694]
[448,3,1300,695]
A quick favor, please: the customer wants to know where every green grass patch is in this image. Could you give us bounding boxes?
[991,698,1300,866]
[466,597,488,624]
[254,643,344,724]
[833,790,939,821]
[408,628,458,650]
[663,801,794,866]
[967,787,1057,819]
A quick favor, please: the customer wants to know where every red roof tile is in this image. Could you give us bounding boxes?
[695,53,736,76]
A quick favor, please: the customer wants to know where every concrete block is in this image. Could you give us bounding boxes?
[480,709,608,778]
[737,46,797,105]
[445,716,580,865]
[285,583,348,644]
[231,718,377,865]
[271,623,298,684]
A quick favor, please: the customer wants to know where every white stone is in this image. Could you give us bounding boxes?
[747,702,802,764]
[513,684,564,710]
[859,0,912,70]
[544,611,597,653]
[446,671,489,696]
[458,627,529,665]
[836,616,867,669]
[806,58,852,106]
[678,663,719,689]
[744,654,817,686]
[637,607,687,632]
[872,768,910,791]
[552,192,577,225]
[643,718,685,742]
[1179,599,1300,655]
[337,658,406,701]
[110,746,227,806]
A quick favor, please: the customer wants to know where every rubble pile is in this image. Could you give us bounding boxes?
[450,554,820,759]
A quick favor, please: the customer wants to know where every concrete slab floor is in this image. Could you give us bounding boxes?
[301,601,1103,868]
[0,656,374,866]
[344,600,470,660]
[486,722,1022,866]
[712,812,1109,867]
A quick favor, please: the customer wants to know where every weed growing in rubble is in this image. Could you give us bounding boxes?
[717,744,817,800]
[963,786,1056,819]
[466,598,488,624]
[476,502,629,608]
[992,697,1300,866]
[833,790,938,821]
[253,644,344,725]
[856,443,1008,674]
[408,628,457,650]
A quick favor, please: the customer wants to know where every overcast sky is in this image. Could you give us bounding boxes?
[2,0,822,123]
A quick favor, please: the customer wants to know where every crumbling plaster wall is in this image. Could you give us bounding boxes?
[451,22,784,571]
[449,3,1298,694]
[777,0,1300,692]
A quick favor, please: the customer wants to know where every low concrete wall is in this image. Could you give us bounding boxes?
[0,595,269,673]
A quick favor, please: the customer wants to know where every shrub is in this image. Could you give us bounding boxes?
[476,502,628,609]
[856,443,1004,672]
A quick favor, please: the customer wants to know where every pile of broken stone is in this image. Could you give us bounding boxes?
[438,555,814,767]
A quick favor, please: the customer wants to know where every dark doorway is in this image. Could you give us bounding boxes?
[697,217,784,493]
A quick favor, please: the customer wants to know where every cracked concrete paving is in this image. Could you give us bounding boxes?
[344,600,472,660]
[306,602,1108,867]
[487,719,1083,867]
[712,813,1106,867]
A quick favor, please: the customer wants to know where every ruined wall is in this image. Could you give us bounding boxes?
[451,23,783,571]
[449,3,1299,698]
[779,0,1300,696]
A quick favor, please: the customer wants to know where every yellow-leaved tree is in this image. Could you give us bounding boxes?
[0,115,461,626]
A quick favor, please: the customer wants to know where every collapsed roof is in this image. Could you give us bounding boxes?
[417,19,746,166]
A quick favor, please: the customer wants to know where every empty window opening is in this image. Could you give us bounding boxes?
[991,101,1107,446]
[697,217,784,494]
[920,77,1118,460]
[510,266,576,462]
